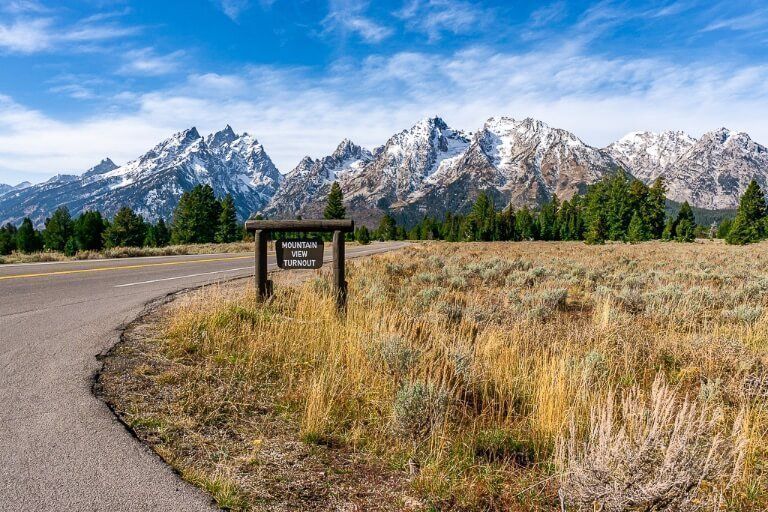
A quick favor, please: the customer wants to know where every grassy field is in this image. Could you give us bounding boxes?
[103,241,768,510]
[0,241,255,264]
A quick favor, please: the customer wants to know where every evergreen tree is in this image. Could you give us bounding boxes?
[646,178,667,238]
[716,218,733,239]
[64,237,78,256]
[662,218,674,241]
[215,194,240,243]
[154,218,171,247]
[724,213,756,245]
[606,171,633,240]
[673,202,696,242]
[537,194,560,241]
[585,212,607,245]
[74,211,106,251]
[171,185,221,244]
[16,217,42,253]
[627,211,648,243]
[43,206,73,252]
[725,180,766,245]
[375,214,397,241]
[104,207,147,248]
[324,182,346,219]
[0,223,17,255]
[354,225,371,244]
[515,207,537,240]
[469,192,496,241]
[497,206,516,241]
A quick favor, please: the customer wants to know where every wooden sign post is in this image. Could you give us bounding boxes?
[244,219,354,310]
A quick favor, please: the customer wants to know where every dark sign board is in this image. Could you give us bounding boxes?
[275,238,324,269]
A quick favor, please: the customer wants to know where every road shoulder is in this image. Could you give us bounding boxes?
[94,265,414,511]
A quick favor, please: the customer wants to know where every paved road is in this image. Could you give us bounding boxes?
[0,242,408,511]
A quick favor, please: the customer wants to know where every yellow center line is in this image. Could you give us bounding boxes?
[0,255,253,281]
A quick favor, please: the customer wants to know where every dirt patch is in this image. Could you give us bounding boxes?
[95,272,415,511]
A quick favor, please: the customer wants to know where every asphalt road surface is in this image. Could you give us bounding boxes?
[0,242,408,511]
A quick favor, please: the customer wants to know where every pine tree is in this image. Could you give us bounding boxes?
[725,180,766,245]
[43,206,73,252]
[661,218,674,241]
[171,185,221,244]
[497,206,516,241]
[605,171,633,240]
[354,225,371,244]
[627,211,648,243]
[646,177,667,238]
[585,213,607,245]
[724,213,755,245]
[376,214,397,241]
[716,218,733,239]
[673,202,696,242]
[470,192,496,241]
[74,211,106,251]
[0,223,17,255]
[537,194,560,241]
[215,195,240,243]
[324,182,346,219]
[515,207,536,240]
[154,218,171,247]
[16,217,42,253]
[103,207,147,248]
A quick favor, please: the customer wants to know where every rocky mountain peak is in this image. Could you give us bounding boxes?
[205,125,238,149]
[332,138,361,160]
[82,158,119,178]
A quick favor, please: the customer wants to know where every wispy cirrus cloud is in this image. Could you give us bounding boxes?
[118,48,186,76]
[3,38,768,183]
[702,8,768,32]
[0,12,140,54]
[395,0,487,42]
[323,0,393,43]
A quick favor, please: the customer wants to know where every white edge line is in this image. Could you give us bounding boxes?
[115,267,253,288]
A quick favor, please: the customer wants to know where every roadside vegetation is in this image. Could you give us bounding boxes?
[0,184,246,262]
[105,241,768,510]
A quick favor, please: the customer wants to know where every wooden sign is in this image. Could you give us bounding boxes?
[246,219,354,310]
[275,238,324,269]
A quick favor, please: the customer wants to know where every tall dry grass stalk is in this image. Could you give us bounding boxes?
[161,241,768,510]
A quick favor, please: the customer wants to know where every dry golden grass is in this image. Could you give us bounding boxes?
[0,241,255,264]
[155,241,768,510]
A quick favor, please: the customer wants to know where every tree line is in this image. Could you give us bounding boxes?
[2,173,764,255]
[0,185,242,256]
[365,171,708,244]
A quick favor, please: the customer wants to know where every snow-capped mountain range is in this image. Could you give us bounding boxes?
[1,117,766,227]
[0,126,281,227]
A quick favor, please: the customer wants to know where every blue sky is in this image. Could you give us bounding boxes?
[1,0,767,183]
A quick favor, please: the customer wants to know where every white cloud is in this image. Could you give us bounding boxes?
[1,43,768,183]
[0,1,50,14]
[0,12,139,54]
[702,9,768,32]
[395,0,485,42]
[214,0,251,21]
[0,18,53,53]
[118,48,185,76]
[323,0,393,43]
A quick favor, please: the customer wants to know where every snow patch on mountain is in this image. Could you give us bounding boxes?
[606,128,768,209]
[0,126,282,227]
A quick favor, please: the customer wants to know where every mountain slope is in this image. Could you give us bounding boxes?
[0,181,32,198]
[395,117,619,219]
[0,127,281,227]
[262,139,372,219]
[260,116,620,224]
[606,128,768,209]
